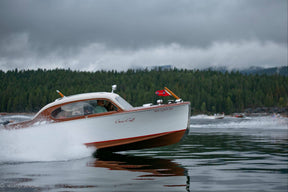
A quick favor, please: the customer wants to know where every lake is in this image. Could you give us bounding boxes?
[0,115,287,192]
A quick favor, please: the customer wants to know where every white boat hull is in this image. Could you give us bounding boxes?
[53,102,190,151]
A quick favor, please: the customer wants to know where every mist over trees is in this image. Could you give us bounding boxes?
[0,68,287,114]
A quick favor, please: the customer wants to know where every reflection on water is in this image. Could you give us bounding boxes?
[91,151,188,178]
[0,152,190,192]
[89,152,190,191]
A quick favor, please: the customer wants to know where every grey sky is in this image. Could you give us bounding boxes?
[0,0,287,71]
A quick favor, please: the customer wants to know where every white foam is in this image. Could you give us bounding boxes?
[0,123,95,163]
[190,115,288,130]
[190,114,215,119]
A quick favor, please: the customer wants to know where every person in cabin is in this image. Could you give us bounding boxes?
[95,100,108,113]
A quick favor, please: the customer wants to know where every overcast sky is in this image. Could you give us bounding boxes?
[0,0,287,71]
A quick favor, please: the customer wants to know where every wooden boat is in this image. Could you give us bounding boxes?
[3,86,190,152]
[234,114,245,118]
[214,113,225,119]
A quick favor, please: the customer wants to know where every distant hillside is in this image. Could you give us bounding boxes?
[208,66,288,76]
[240,66,288,76]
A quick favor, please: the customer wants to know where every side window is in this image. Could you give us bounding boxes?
[51,100,118,119]
[89,100,118,113]
[51,102,86,119]
[105,101,118,112]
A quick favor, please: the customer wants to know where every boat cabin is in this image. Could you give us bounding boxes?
[29,92,134,122]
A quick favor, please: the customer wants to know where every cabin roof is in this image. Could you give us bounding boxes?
[54,92,119,104]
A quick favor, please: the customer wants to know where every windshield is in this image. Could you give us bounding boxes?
[115,96,133,110]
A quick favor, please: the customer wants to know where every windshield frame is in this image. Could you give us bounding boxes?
[115,96,133,110]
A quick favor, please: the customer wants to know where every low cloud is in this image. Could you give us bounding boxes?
[0,1,286,71]
[0,33,286,71]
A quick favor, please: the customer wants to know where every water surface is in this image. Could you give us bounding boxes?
[0,115,287,191]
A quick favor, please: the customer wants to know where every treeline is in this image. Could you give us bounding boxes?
[0,68,287,114]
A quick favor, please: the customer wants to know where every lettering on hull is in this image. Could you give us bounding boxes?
[115,117,135,124]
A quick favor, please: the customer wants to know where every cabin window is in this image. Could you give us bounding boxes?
[51,99,118,119]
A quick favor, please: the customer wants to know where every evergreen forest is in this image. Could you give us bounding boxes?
[0,68,287,114]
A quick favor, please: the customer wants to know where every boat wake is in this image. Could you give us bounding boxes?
[0,116,94,163]
[190,115,288,130]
